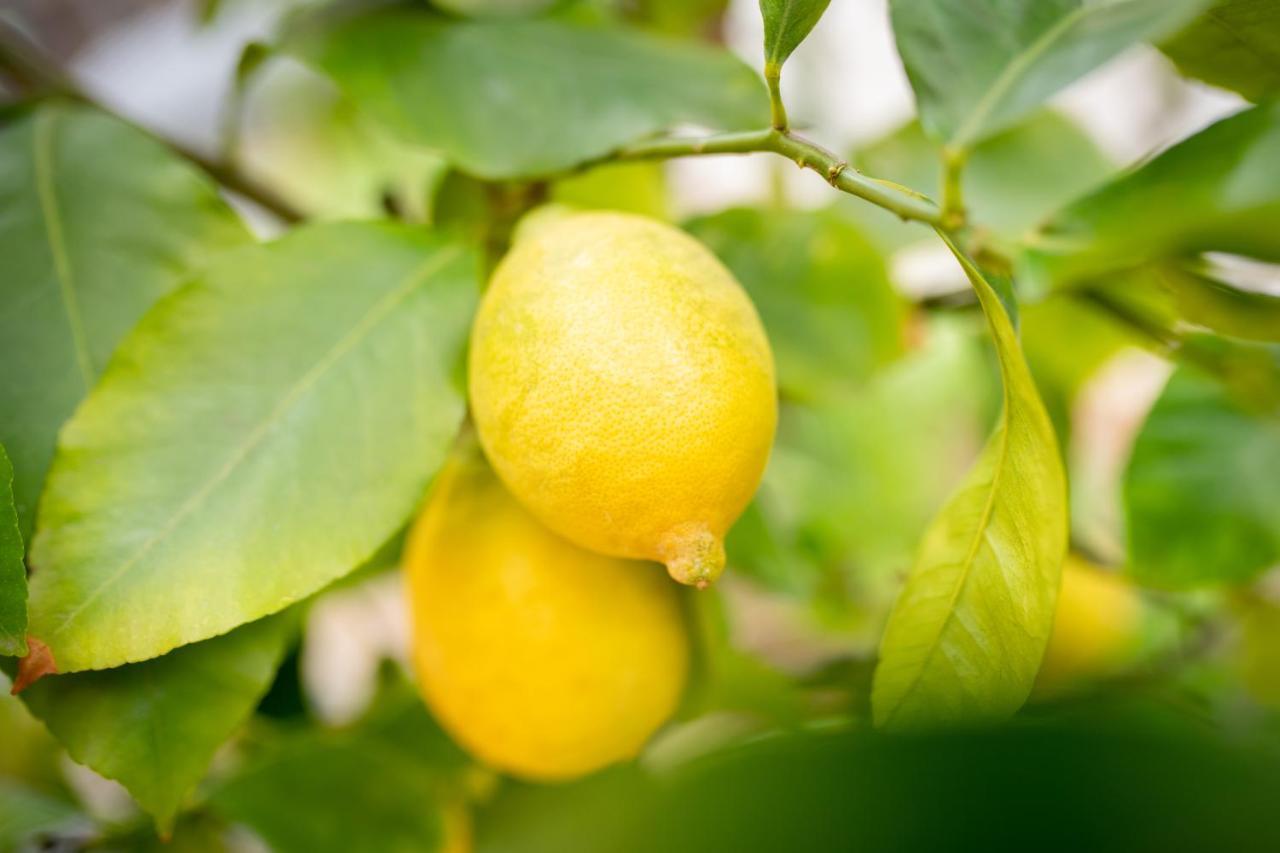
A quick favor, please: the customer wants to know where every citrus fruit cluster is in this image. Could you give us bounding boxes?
[405,211,778,779]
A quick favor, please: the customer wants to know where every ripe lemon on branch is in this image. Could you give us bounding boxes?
[405,439,689,780]
[469,210,777,588]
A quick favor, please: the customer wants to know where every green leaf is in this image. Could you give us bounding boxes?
[728,317,1000,644]
[1237,596,1280,710]
[18,614,296,830]
[0,781,89,851]
[760,0,832,71]
[26,222,477,672]
[1161,0,1280,102]
[210,687,465,853]
[1156,260,1280,343]
[1024,101,1280,289]
[889,0,1211,148]
[872,237,1067,729]
[235,58,449,222]
[849,110,1115,247]
[285,10,767,179]
[684,208,906,400]
[0,446,25,657]
[0,102,251,540]
[1124,365,1280,588]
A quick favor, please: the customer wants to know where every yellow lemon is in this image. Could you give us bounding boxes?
[404,439,690,781]
[468,210,777,588]
[1035,555,1144,694]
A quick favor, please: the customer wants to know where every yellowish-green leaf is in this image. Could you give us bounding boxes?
[872,236,1067,729]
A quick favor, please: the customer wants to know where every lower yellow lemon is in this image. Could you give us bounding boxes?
[404,439,690,780]
[1035,555,1144,693]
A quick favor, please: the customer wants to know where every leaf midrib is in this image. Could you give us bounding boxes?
[43,245,464,645]
[33,108,95,391]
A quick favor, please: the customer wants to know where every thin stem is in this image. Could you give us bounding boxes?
[613,128,944,226]
[0,17,304,223]
[940,145,967,229]
[764,62,788,131]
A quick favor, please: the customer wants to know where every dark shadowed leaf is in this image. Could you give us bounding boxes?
[1161,0,1280,102]
[0,447,25,656]
[18,614,297,830]
[26,223,477,672]
[889,0,1210,148]
[0,102,250,539]
[286,10,767,179]
[1125,365,1280,588]
[685,208,905,400]
[872,237,1067,729]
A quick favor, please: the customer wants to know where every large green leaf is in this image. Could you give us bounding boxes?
[286,10,766,179]
[1124,365,1280,588]
[760,0,832,72]
[0,446,25,657]
[0,102,250,540]
[19,614,296,830]
[684,208,905,401]
[848,110,1115,248]
[1161,0,1280,102]
[872,238,1067,729]
[1024,102,1280,289]
[26,222,477,672]
[890,0,1211,148]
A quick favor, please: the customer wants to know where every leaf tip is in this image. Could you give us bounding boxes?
[12,637,57,693]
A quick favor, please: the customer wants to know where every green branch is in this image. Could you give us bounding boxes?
[610,128,944,226]
[0,17,304,224]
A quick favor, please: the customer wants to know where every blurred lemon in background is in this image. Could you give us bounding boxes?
[1036,555,1145,694]
[405,438,690,780]
[469,211,777,588]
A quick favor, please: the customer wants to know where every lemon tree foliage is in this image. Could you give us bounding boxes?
[889,0,1211,149]
[285,10,767,179]
[1023,102,1280,292]
[729,319,999,646]
[5,0,1280,845]
[211,686,470,853]
[26,223,477,673]
[686,208,906,400]
[760,0,832,97]
[0,446,25,656]
[872,240,1067,729]
[849,110,1115,249]
[1161,0,1280,102]
[17,614,296,831]
[0,102,251,540]
[1125,366,1280,589]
